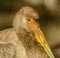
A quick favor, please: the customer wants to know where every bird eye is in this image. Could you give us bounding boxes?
[28,18,30,21]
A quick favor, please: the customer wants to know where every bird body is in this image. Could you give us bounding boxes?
[0,28,48,58]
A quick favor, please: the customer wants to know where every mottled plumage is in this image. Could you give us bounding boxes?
[0,6,49,58]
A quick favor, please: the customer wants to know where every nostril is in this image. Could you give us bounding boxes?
[36,19,39,22]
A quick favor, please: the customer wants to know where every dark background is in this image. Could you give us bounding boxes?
[0,0,60,58]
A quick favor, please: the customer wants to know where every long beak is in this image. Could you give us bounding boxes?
[28,18,55,58]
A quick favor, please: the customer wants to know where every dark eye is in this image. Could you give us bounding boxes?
[28,19,30,21]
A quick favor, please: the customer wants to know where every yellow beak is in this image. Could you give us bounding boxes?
[28,18,55,58]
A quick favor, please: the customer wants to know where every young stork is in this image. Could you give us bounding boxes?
[0,6,55,58]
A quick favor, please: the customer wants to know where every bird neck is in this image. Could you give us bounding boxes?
[14,27,47,58]
[14,27,37,50]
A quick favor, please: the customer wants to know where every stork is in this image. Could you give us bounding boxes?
[0,6,55,58]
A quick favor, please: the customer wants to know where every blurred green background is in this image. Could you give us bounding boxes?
[0,0,60,58]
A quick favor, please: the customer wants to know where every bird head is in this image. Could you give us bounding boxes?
[13,6,55,58]
[13,6,39,32]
